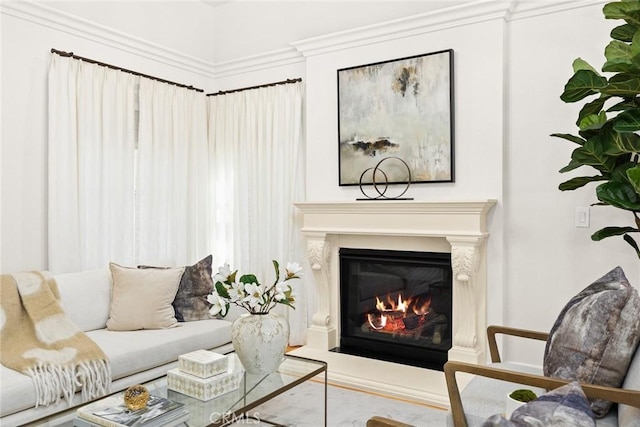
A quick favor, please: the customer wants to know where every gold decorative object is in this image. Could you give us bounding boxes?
[123,384,149,410]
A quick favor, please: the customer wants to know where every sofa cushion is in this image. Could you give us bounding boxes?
[106,263,184,331]
[87,319,232,380]
[543,266,640,417]
[173,255,214,322]
[481,382,595,427]
[0,366,37,418]
[56,268,112,332]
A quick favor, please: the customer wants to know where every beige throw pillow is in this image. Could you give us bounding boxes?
[107,262,185,331]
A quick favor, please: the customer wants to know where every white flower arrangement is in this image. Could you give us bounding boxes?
[207,261,303,316]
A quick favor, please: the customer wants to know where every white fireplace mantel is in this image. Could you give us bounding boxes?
[291,200,497,405]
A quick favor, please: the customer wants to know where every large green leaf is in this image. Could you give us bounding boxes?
[571,138,617,172]
[579,111,608,130]
[550,133,586,145]
[596,180,640,210]
[611,23,637,42]
[604,2,640,26]
[627,165,640,193]
[611,162,636,183]
[561,70,608,102]
[577,96,610,126]
[591,226,639,240]
[603,129,640,154]
[578,128,602,140]
[572,58,599,73]
[632,26,640,56]
[559,158,583,173]
[602,73,640,97]
[603,40,633,72]
[559,175,608,191]
[612,108,640,132]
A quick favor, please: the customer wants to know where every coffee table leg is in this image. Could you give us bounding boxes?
[324,369,328,427]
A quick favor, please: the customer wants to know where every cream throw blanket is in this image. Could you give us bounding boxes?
[0,271,111,406]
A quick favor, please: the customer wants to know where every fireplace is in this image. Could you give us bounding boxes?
[291,200,496,405]
[337,248,452,370]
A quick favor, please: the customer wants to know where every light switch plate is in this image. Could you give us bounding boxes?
[575,206,590,228]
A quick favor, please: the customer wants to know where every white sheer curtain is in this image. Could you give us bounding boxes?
[208,83,307,345]
[136,79,211,266]
[48,56,137,273]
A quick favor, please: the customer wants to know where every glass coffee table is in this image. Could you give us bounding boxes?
[144,353,326,427]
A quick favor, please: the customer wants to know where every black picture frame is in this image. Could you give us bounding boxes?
[337,49,455,186]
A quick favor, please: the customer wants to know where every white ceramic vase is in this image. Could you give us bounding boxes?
[231,312,289,375]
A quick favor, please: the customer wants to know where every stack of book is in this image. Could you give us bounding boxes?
[75,393,188,427]
[167,350,244,401]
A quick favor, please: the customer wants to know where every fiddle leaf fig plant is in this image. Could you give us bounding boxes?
[552,0,640,259]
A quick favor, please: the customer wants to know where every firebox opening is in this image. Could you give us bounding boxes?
[335,248,452,371]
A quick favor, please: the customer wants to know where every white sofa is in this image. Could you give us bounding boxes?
[0,268,240,426]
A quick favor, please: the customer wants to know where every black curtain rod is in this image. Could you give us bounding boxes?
[206,78,302,97]
[50,48,204,93]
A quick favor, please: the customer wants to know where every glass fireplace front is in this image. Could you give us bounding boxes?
[337,248,452,371]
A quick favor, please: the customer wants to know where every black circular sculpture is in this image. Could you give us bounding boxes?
[358,156,413,201]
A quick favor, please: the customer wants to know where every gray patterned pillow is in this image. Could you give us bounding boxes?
[543,266,640,417]
[173,255,214,322]
[481,382,596,427]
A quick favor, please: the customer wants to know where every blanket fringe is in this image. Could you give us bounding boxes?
[27,360,111,407]
[78,359,111,401]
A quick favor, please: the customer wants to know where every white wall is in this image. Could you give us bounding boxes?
[506,3,640,364]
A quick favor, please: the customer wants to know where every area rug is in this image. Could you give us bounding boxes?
[230,379,448,426]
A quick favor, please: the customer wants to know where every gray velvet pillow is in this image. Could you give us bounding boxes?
[543,266,640,417]
[481,382,596,427]
[173,255,214,322]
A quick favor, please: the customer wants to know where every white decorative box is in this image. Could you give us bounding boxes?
[178,350,228,378]
[167,362,244,401]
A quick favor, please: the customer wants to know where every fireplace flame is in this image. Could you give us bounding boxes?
[368,293,431,332]
[413,297,432,315]
[375,294,411,313]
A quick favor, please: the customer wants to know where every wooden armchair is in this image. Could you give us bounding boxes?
[365,325,640,427]
[444,325,640,426]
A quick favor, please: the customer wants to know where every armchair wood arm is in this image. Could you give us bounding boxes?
[487,325,548,363]
[366,416,415,427]
[444,361,640,427]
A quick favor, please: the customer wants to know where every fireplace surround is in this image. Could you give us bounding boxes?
[291,200,496,405]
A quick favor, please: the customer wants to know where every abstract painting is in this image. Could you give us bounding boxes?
[338,49,454,186]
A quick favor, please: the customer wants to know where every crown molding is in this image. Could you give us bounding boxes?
[507,0,607,21]
[0,0,216,78]
[213,47,305,79]
[290,0,609,58]
[291,0,512,58]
